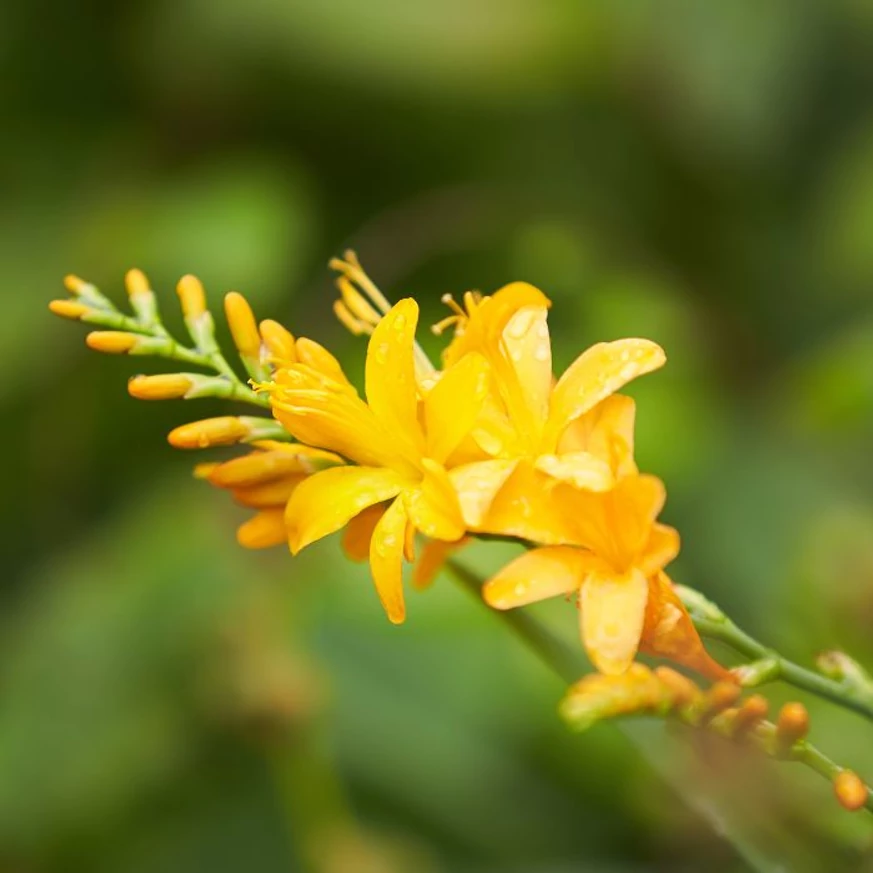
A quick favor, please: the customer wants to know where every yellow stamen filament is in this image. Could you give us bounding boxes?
[168,416,251,449]
[337,276,381,325]
[329,250,393,315]
[128,373,193,400]
[49,299,89,319]
[333,300,369,336]
[834,770,869,811]
[124,268,150,297]
[224,292,261,358]
[86,331,139,354]
[176,274,207,318]
[259,319,297,363]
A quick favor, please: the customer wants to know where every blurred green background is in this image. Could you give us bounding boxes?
[6,1,873,870]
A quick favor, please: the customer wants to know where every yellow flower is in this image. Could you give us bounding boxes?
[437,284,666,542]
[483,475,727,678]
[266,298,491,624]
[196,441,343,548]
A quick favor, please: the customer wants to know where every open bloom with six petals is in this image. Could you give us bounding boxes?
[267,298,490,624]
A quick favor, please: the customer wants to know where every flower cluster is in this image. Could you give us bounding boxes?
[51,254,725,681]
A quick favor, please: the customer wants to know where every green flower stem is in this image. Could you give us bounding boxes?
[444,560,873,818]
[79,294,270,408]
[677,589,873,723]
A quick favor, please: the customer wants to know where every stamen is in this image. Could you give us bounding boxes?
[431,314,460,336]
[441,293,466,318]
[337,277,381,325]
[329,250,393,316]
[333,300,369,336]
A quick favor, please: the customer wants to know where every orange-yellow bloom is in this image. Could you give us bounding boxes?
[437,284,665,542]
[483,475,726,678]
[267,298,490,624]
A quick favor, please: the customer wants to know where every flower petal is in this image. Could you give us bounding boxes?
[365,298,425,461]
[478,463,579,545]
[501,303,552,435]
[413,537,468,590]
[448,459,518,527]
[369,496,409,624]
[545,339,665,447]
[533,451,614,491]
[271,365,401,469]
[639,524,680,577]
[294,337,355,388]
[342,503,387,562]
[639,572,731,681]
[556,473,667,564]
[556,394,637,478]
[285,466,406,553]
[237,509,287,549]
[483,546,597,609]
[232,474,306,508]
[580,568,649,675]
[424,352,490,463]
[404,458,465,541]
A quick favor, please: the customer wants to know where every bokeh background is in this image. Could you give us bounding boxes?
[6,2,873,870]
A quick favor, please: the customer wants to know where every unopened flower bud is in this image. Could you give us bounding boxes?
[653,666,700,708]
[124,268,150,297]
[176,274,207,318]
[834,770,869,811]
[128,373,194,400]
[776,702,809,749]
[63,274,93,295]
[168,416,252,448]
[730,694,769,738]
[49,299,89,319]
[237,509,287,549]
[225,292,261,359]
[208,450,305,488]
[86,331,139,354]
[260,319,297,362]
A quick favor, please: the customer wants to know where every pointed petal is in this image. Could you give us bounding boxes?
[232,474,306,508]
[556,473,667,563]
[424,352,490,463]
[639,524,680,577]
[369,497,408,624]
[285,466,406,553]
[237,509,287,549]
[294,337,355,387]
[580,569,648,675]
[501,303,552,433]
[404,458,465,541]
[413,537,468,590]
[640,573,731,681]
[271,365,401,469]
[365,298,424,460]
[556,394,637,479]
[545,339,665,447]
[484,546,596,609]
[448,459,518,527]
[534,451,614,491]
[478,463,579,544]
[342,503,387,562]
